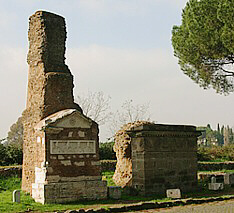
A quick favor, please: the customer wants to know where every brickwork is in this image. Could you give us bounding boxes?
[31,110,107,203]
[22,11,107,203]
[22,11,82,193]
[128,124,200,196]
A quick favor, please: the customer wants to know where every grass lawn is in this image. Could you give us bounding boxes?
[1,171,234,213]
[0,172,170,213]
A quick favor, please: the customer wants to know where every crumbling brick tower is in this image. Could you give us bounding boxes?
[22,11,82,193]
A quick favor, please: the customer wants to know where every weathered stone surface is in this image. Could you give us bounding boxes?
[22,11,107,203]
[22,10,82,194]
[32,179,107,204]
[114,123,200,196]
[208,183,224,190]
[112,121,153,187]
[30,109,107,203]
[166,189,181,199]
[129,123,200,196]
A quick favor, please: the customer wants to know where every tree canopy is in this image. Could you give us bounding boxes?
[172,0,234,94]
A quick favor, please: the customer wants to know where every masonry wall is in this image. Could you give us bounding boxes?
[32,117,107,203]
[129,124,200,196]
[22,11,82,193]
[45,122,101,179]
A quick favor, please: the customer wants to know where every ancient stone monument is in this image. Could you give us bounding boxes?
[22,11,107,204]
[113,121,153,187]
[113,123,200,196]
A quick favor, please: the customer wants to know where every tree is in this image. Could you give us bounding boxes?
[7,116,23,149]
[77,91,152,140]
[108,99,151,136]
[217,123,220,133]
[76,91,112,125]
[0,143,7,166]
[172,0,234,94]
[5,145,23,165]
[224,126,230,146]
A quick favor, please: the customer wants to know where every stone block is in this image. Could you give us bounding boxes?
[32,179,107,204]
[108,186,121,199]
[74,161,85,166]
[166,189,181,199]
[47,175,60,183]
[50,140,96,155]
[60,160,72,166]
[58,155,65,160]
[32,183,45,203]
[208,183,224,190]
[224,173,234,185]
[35,167,46,184]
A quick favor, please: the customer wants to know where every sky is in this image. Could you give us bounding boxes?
[1,0,234,141]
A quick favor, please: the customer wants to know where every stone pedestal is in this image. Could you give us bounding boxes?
[127,124,200,196]
[31,109,107,204]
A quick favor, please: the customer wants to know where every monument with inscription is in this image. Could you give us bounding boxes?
[22,11,107,204]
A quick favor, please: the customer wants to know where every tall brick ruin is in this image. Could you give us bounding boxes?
[22,11,107,203]
[22,10,81,193]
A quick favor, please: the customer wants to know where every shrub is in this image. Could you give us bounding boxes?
[0,144,7,166]
[198,145,234,162]
[101,160,116,172]
[99,142,116,160]
[0,144,23,166]
[5,145,23,165]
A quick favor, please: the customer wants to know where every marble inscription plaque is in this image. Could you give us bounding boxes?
[50,140,96,154]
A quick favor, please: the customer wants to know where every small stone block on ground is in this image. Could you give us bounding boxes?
[208,183,224,190]
[108,186,121,199]
[166,189,181,199]
[13,190,20,203]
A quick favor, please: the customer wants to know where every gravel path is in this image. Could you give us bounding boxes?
[128,199,234,212]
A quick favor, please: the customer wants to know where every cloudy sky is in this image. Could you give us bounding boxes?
[1,0,234,141]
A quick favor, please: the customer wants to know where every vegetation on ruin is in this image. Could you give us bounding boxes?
[172,0,234,94]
